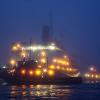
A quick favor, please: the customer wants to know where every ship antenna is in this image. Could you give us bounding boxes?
[49,10,54,42]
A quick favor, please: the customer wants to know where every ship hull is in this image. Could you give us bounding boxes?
[0,71,82,85]
[1,76,82,85]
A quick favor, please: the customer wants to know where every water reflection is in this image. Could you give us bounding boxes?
[9,85,73,100]
[1,84,100,100]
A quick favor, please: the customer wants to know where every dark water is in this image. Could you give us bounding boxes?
[0,84,100,100]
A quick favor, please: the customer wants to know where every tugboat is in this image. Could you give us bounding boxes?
[84,66,100,83]
[0,42,82,85]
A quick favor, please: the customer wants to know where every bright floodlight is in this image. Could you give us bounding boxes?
[22,44,61,52]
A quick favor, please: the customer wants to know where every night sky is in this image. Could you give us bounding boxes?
[0,0,100,72]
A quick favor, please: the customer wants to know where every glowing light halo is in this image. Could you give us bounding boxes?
[22,44,61,52]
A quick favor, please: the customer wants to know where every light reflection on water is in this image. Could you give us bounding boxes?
[0,84,100,100]
[10,85,72,100]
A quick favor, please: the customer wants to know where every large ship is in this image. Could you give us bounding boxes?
[0,42,82,85]
[0,25,82,85]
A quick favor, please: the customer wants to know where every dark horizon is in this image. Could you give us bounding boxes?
[0,0,100,72]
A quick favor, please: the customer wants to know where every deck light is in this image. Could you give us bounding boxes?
[43,68,47,73]
[40,58,46,63]
[21,69,26,75]
[16,43,21,48]
[48,70,54,76]
[12,46,18,51]
[41,51,46,56]
[35,69,41,76]
[10,59,16,66]
[49,65,55,69]
[29,70,34,76]
[56,66,60,70]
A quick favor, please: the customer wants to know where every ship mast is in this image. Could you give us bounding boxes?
[29,38,32,59]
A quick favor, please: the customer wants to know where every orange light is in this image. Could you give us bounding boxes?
[29,70,34,76]
[40,58,46,63]
[54,59,68,65]
[49,65,55,69]
[95,75,99,78]
[21,69,26,75]
[56,66,60,70]
[40,51,46,56]
[10,59,16,66]
[91,74,94,78]
[62,67,65,71]
[66,68,69,71]
[35,69,41,76]
[85,73,89,77]
[48,70,54,76]
[43,68,47,72]
[69,68,72,71]
[66,62,70,66]
[12,46,18,51]
[38,65,42,68]
[21,51,27,58]
[53,59,57,62]
[16,43,21,48]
